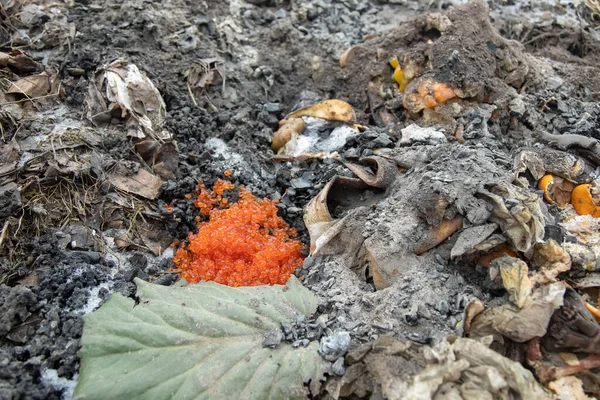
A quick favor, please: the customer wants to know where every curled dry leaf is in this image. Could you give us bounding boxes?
[304,176,368,254]
[85,60,169,140]
[344,156,397,189]
[283,100,356,125]
[450,223,498,258]
[514,149,587,184]
[109,169,163,200]
[339,46,356,68]
[185,58,222,91]
[0,50,39,72]
[492,255,532,309]
[362,245,390,290]
[562,243,597,272]
[271,118,305,152]
[360,243,419,291]
[543,287,600,353]
[478,182,545,253]
[469,283,565,343]
[327,336,549,400]
[463,298,485,334]
[134,139,179,179]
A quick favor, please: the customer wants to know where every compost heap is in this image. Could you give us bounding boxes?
[1,0,600,398]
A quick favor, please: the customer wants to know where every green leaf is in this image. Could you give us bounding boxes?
[74,276,330,400]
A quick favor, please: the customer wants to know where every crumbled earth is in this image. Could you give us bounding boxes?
[1,0,600,398]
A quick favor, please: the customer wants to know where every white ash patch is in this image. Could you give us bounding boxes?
[40,369,78,400]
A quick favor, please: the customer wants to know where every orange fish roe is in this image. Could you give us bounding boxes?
[173,181,305,287]
[193,179,234,215]
[224,169,233,177]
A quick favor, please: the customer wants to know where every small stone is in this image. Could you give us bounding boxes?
[343,148,359,159]
[404,304,419,325]
[373,133,392,147]
[293,314,305,325]
[287,206,302,215]
[281,321,293,335]
[129,253,148,270]
[547,76,564,91]
[434,254,447,266]
[290,177,312,189]
[556,101,569,114]
[435,300,450,315]
[263,102,281,112]
[509,96,526,116]
[292,338,310,348]
[448,316,459,328]
[0,182,21,219]
[318,332,351,361]
[418,304,431,320]
[303,257,315,268]
[332,357,346,376]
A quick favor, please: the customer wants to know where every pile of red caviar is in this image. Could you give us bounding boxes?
[173,179,305,287]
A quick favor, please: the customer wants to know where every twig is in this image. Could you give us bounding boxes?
[537,130,600,166]
[0,151,50,178]
[523,31,564,46]
[0,219,9,250]
[186,79,198,107]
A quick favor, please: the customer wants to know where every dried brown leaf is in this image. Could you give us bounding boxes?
[493,255,532,308]
[109,169,163,200]
[7,72,51,98]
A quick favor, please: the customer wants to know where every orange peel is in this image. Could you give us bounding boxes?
[432,82,456,103]
[478,246,518,268]
[404,78,457,113]
[538,174,554,204]
[585,302,600,322]
[571,184,600,218]
[415,216,463,255]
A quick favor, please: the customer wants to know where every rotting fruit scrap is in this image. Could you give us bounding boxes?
[539,175,600,218]
[173,179,305,287]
